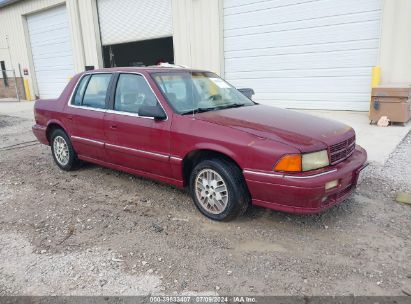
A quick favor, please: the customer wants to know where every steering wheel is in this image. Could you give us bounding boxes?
[208,94,222,101]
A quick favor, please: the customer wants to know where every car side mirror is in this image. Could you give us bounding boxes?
[138,105,167,120]
[238,88,255,100]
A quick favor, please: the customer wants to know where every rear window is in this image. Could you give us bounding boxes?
[72,75,90,106]
[82,74,112,109]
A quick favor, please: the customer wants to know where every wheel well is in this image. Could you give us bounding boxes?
[46,123,65,143]
[182,150,242,186]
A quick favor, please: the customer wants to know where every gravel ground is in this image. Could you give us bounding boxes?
[0,114,410,296]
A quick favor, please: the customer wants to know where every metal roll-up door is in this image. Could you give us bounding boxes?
[27,5,75,99]
[97,0,173,46]
[223,0,383,110]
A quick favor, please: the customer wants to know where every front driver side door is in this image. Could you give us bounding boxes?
[103,73,172,178]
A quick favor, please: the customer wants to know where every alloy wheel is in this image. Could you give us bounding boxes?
[195,169,229,214]
[53,136,70,166]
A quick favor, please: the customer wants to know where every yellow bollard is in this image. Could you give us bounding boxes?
[371,66,381,88]
[23,79,32,101]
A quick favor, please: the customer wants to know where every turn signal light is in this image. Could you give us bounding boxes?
[274,154,302,172]
[325,180,339,190]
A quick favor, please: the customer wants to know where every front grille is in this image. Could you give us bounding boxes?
[329,136,355,164]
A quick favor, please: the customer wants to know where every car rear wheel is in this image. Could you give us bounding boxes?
[50,129,79,171]
[189,158,250,221]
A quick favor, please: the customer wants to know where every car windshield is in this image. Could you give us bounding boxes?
[151,71,254,114]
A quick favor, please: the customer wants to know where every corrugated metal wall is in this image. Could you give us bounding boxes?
[0,0,102,98]
[0,0,224,99]
[379,0,411,85]
[76,0,103,69]
[172,0,224,75]
[3,0,407,105]
[0,0,66,97]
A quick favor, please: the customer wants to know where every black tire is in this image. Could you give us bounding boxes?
[189,158,250,221]
[50,129,79,171]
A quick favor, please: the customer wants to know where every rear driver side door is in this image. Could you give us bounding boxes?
[66,73,112,161]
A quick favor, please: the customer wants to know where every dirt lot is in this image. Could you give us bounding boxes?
[0,114,410,296]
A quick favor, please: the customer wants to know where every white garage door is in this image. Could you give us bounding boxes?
[224,0,383,111]
[97,0,172,46]
[27,5,75,99]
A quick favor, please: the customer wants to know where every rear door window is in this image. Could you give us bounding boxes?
[82,74,112,109]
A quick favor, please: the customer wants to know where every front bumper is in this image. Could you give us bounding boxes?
[244,145,368,214]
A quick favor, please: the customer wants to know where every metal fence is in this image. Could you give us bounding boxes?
[0,69,21,101]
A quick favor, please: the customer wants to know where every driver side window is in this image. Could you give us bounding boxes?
[114,74,158,114]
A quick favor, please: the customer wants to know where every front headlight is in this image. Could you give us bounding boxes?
[302,150,329,171]
[274,150,330,172]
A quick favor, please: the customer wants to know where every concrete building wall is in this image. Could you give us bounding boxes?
[378,0,411,85]
[171,0,224,76]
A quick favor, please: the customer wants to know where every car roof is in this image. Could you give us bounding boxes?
[84,66,210,74]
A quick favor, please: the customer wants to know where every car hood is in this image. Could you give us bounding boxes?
[195,105,355,152]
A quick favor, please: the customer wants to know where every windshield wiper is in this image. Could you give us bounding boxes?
[217,103,245,110]
[180,107,217,115]
[180,103,246,115]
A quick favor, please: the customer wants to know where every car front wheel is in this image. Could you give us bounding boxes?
[189,158,250,221]
[50,129,79,171]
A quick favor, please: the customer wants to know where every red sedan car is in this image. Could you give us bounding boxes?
[33,67,367,221]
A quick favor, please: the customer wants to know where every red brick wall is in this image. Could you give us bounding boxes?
[0,77,26,99]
